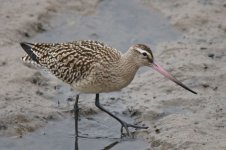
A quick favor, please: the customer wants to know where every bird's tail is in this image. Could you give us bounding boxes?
[20,42,43,68]
[20,42,39,63]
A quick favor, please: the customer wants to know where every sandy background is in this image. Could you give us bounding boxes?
[0,0,226,149]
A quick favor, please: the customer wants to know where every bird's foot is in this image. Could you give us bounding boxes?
[120,121,148,138]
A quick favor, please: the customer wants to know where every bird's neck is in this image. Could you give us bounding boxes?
[121,50,140,68]
[115,52,140,82]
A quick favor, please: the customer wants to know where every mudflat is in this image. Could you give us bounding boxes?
[0,0,226,149]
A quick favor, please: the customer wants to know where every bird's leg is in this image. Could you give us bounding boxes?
[95,93,148,137]
[74,94,79,150]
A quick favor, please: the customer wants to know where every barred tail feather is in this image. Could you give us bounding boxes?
[21,55,41,68]
[20,42,39,63]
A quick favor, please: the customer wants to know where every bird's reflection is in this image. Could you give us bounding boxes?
[74,136,120,150]
[74,136,78,150]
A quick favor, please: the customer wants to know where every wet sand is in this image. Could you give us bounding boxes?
[0,0,226,149]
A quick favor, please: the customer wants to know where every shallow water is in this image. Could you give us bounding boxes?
[33,0,180,51]
[0,114,149,150]
[0,0,181,149]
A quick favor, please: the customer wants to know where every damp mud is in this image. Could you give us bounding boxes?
[1,0,226,149]
[0,0,180,149]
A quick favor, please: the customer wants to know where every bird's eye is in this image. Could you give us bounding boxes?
[142,52,147,56]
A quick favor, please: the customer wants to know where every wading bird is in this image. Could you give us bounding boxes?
[20,40,196,137]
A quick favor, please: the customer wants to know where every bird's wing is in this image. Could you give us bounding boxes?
[20,40,121,84]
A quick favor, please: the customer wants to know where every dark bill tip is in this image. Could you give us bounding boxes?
[152,63,197,94]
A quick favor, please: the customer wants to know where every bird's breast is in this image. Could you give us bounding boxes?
[71,63,138,93]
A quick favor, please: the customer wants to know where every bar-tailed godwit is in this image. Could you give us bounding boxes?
[20,40,196,137]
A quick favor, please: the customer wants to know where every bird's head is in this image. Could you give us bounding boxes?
[129,44,154,66]
[129,44,197,94]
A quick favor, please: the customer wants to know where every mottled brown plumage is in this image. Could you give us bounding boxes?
[21,40,154,93]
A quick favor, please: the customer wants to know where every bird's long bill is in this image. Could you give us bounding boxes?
[152,63,197,94]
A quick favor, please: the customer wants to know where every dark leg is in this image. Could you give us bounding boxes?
[74,94,79,150]
[95,93,148,137]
